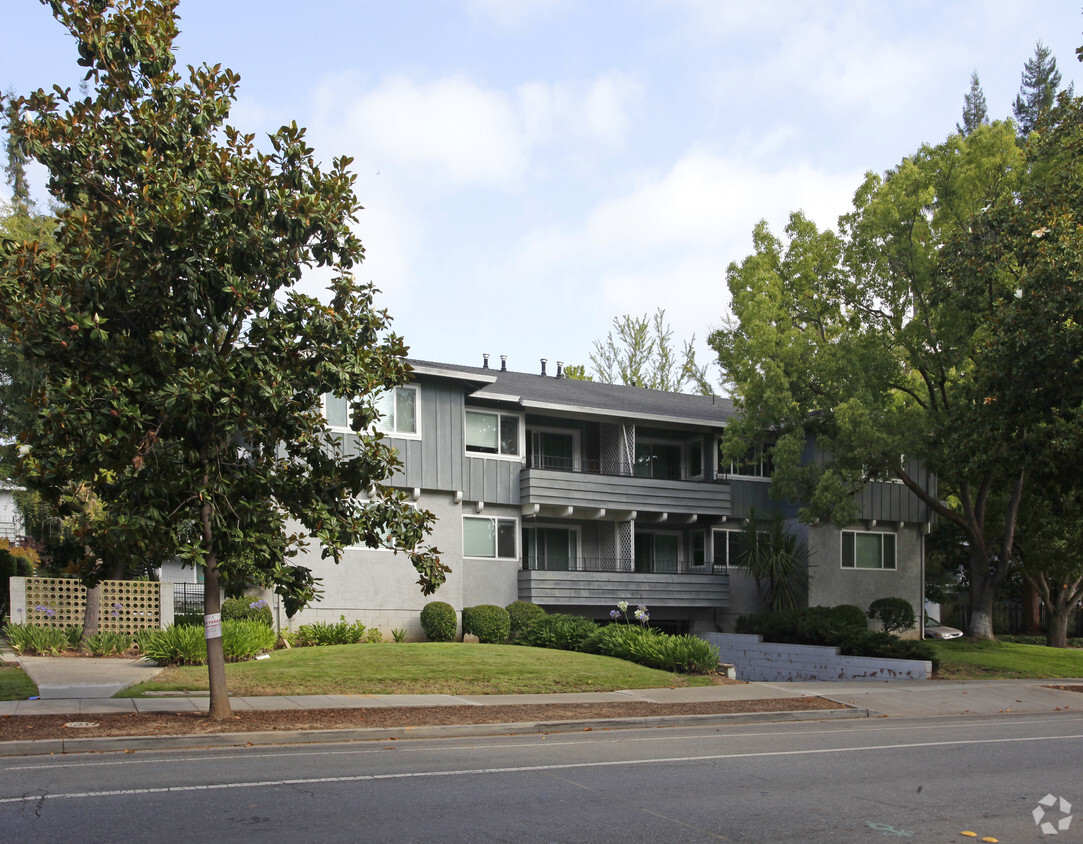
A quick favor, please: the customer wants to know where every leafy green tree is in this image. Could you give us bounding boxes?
[1013,41,1062,137]
[711,121,1026,639]
[561,363,592,381]
[957,71,988,135]
[590,308,713,394]
[1015,494,1083,648]
[0,0,447,718]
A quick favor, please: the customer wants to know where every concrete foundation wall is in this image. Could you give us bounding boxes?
[703,632,931,681]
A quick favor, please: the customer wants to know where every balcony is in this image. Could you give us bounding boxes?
[518,556,729,608]
[520,455,731,517]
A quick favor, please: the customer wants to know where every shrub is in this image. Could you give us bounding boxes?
[462,604,511,644]
[221,596,273,626]
[0,540,37,618]
[140,620,275,666]
[736,606,866,645]
[838,630,938,671]
[3,623,69,655]
[506,600,546,640]
[515,613,597,651]
[830,604,868,631]
[581,625,720,674]
[420,601,457,642]
[173,611,204,627]
[868,597,916,634]
[84,631,133,656]
[290,616,369,647]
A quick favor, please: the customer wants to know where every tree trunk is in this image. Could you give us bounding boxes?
[1046,608,1071,649]
[79,584,101,653]
[1021,579,1043,635]
[967,556,998,641]
[203,553,231,719]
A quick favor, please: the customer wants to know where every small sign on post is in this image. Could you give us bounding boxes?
[204,612,222,640]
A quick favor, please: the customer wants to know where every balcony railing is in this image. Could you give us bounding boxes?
[526,453,726,483]
[523,556,725,575]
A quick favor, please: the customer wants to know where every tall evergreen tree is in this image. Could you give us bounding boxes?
[957,71,988,135]
[1013,42,1062,137]
[3,92,31,215]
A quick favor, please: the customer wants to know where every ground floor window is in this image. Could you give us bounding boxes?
[841,531,896,570]
[464,516,518,559]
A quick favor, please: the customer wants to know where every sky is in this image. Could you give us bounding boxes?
[3,1,1082,384]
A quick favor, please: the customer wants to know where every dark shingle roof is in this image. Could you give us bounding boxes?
[409,359,734,428]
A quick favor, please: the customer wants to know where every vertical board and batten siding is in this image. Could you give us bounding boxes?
[859,462,936,523]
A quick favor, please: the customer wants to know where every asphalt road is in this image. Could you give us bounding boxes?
[3,712,1082,843]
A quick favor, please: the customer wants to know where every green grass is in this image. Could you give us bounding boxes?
[932,639,1083,679]
[0,663,38,700]
[119,642,717,697]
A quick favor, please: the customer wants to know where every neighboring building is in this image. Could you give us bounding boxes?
[286,358,935,638]
[0,482,25,542]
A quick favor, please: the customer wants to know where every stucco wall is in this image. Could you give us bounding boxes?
[806,523,924,621]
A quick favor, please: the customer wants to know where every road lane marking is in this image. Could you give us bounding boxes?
[3,731,1083,805]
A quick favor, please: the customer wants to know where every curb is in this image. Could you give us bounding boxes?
[0,707,873,757]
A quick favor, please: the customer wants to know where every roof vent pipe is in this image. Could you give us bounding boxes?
[482,353,490,369]
[556,361,563,378]
[500,355,507,371]
[540,358,547,376]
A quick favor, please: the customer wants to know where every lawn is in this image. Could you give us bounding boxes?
[932,639,1083,679]
[0,663,38,700]
[119,642,718,697]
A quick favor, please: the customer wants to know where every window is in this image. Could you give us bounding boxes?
[691,531,706,566]
[523,526,578,571]
[634,441,683,480]
[374,386,418,437]
[529,429,578,470]
[634,532,680,573]
[687,439,704,479]
[463,516,518,559]
[712,529,747,568]
[726,442,774,478]
[466,410,520,457]
[841,531,896,570]
[324,393,351,431]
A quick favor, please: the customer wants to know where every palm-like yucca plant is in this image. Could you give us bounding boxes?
[734,509,811,611]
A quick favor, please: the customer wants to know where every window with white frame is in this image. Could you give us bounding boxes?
[465,410,520,457]
[463,516,518,559]
[841,531,896,570]
[374,385,419,437]
[324,393,352,432]
[712,528,747,568]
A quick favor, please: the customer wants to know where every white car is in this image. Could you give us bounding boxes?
[924,620,964,640]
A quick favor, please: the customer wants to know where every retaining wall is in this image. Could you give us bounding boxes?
[702,632,932,681]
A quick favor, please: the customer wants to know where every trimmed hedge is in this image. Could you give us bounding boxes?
[868,597,916,634]
[736,605,937,670]
[462,604,511,644]
[420,601,457,642]
[515,613,597,651]
[506,600,546,640]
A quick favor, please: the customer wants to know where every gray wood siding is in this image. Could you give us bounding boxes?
[521,469,731,516]
[518,570,729,608]
[463,456,521,505]
[377,378,467,492]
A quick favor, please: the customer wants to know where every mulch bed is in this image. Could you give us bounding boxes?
[0,697,846,742]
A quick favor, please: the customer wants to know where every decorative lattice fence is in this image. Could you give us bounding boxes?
[23,578,162,633]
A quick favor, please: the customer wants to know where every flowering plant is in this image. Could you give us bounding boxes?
[610,601,649,626]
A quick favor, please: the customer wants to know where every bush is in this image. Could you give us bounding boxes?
[420,601,457,642]
[462,605,511,644]
[173,611,204,627]
[3,623,69,655]
[0,540,37,618]
[736,605,867,645]
[140,620,275,666]
[515,613,597,651]
[838,630,938,671]
[221,596,273,626]
[290,616,370,647]
[506,600,546,640]
[581,624,720,674]
[84,631,133,656]
[868,597,916,634]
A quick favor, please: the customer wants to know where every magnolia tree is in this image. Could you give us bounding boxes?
[0,0,447,717]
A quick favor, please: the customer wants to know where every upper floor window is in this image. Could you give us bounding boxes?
[324,393,351,432]
[375,386,418,437]
[724,441,774,479]
[841,531,896,570]
[634,440,683,480]
[712,528,747,568]
[466,410,520,457]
